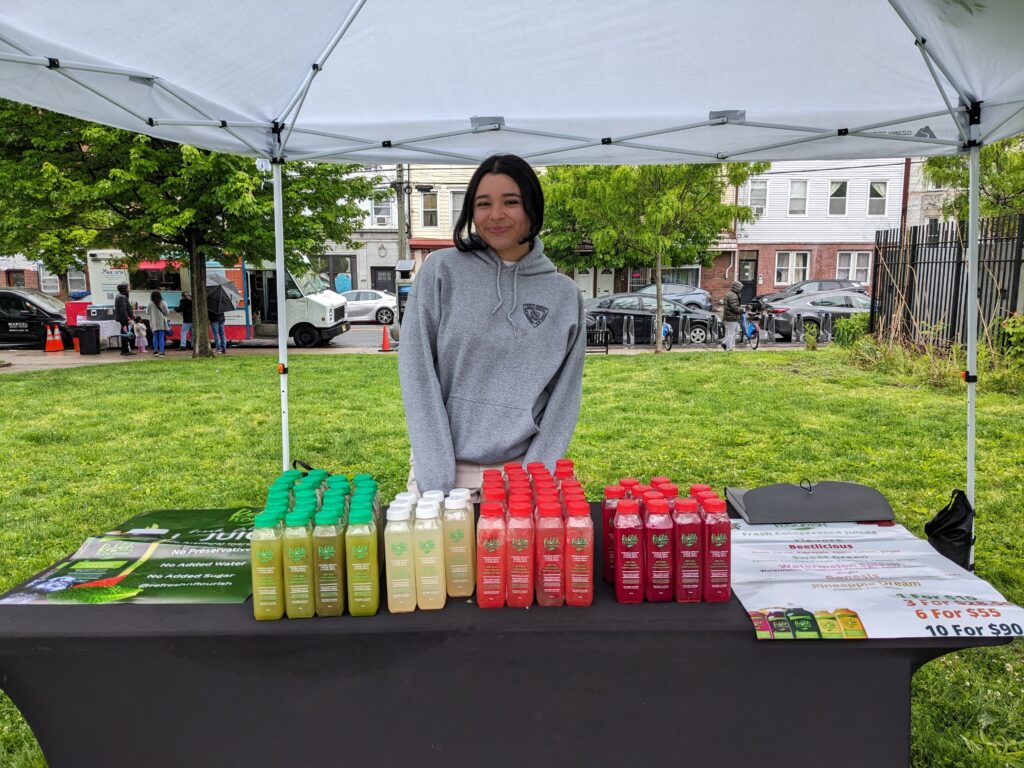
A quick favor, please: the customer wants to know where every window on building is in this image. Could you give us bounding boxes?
[775,251,809,285]
[7,270,26,287]
[662,266,700,286]
[39,266,60,294]
[925,217,941,243]
[451,190,466,221]
[68,269,88,293]
[372,198,392,227]
[788,180,807,215]
[421,192,438,227]
[828,181,848,216]
[868,181,888,215]
[742,179,768,215]
[836,251,871,283]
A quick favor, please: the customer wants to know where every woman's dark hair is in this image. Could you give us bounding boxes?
[454,154,544,252]
[150,290,163,305]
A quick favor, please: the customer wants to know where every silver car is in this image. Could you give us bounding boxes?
[766,290,872,342]
[340,289,397,324]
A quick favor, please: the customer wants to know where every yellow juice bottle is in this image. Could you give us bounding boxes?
[345,504,380,616]
[250,512,284,620]
[414,503,447,610]
[384,503,416,613]
[835,608,868,639]
[443,495,476,598]
[283,512,314,619]
[313,509,344,617]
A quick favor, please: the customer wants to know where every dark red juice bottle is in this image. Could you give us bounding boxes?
[673,497,702,602]
[644,497,674,602]
[602,485,625,583]
[614,499,644,604]
[702,498,731,602]
[506,500,535,608]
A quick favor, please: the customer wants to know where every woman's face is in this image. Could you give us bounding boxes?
[473,172,531,260]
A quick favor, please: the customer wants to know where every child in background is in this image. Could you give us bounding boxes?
[133,317,148,354]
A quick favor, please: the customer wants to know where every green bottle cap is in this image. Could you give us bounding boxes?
[254,512,278,528]
[348,507,373,524]
[285,511,309,527]
[326,475,350,487]
[263,502,288,517]
[281,469,303,480]
[315,509,341,525]
[352,472,373,482]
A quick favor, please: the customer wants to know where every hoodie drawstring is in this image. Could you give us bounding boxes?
[491,263,504,316]
[506,263,520,338]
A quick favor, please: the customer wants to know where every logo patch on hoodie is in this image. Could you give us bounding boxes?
[522,303,549,328]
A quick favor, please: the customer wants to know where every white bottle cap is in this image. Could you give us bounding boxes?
[422,490,445,505]
[444,496,466,510]
[416,503,440,519]
[450,488,471,501]
[386,502,412,521]
[394,492,418,506]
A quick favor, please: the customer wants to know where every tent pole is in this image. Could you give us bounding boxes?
[273,160,291,472]
[966,142,980,568]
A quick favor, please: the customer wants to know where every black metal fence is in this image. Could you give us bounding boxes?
[872,214,1024,346]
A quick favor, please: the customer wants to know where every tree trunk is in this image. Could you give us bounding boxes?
[654,249,664,353]
[189,237,215,358]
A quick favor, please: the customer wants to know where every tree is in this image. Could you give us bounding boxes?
[923,137,1024,220]
[541,162,768,351]
[0,99,380,356]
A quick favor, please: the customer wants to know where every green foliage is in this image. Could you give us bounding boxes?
[923,137,1024,220]
[833,312,870,347]
[1001,314,1024,362]
[803,322,819,351]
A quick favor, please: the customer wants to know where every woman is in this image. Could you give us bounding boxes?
[398,154,585,498]
[146,290,171,357]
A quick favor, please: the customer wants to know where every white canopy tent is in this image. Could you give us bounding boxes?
[1,0,1022,541]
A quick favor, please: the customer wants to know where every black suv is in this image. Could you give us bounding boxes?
[751,279,867,312]
[0,287,70,348]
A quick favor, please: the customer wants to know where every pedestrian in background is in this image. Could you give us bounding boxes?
[147,290,171,357]
[721,279,743,351]
[114,282,135,356]
[209,306,227,354]
[133,316,148,354]
[177,291,193,351]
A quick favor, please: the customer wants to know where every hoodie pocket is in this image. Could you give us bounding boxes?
[445,394,538,463]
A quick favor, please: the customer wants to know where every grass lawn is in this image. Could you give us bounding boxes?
[1,348,1022,767]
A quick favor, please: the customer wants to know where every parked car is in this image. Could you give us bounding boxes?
[751,279,867,312]
[584,293,720,345]
[0,287,71,349]
[339,289,397,324]
[635,282,713,312]
[765,290,872,342]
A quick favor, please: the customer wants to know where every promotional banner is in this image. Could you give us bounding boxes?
[731,520,1024,640]
[1,508,257,605]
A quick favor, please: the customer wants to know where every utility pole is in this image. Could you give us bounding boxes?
[395,164,408,261]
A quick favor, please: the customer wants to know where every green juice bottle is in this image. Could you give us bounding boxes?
[314,509,344,617]
[250,512,285,621]
[283,511,315,619]
[815,611,845,639]
[786,607,823,639]
[346,505,380,616]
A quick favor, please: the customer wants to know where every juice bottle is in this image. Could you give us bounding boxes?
[673,497,703,603]
[689,483,711,498]
[384,503,416,613]
[443,495,476,598]
[644,497,674,602]
[602,485,625,583]
[535,500,565,607]
[413,503,446,610]
[835,608,868,639]
[749,610,773,639]
[250,512,285,620]
[641,489,663,524]
[283,511,314,619]
[702,499,731,602]
[313,508,344,617]
[476,501,507,609]
[613,498,644,604]
[649,475,671,490]
[564,500,594,606]
[633,484,652,517]
[506,500,535,608]
[786,607,822,639]
[345,506,380,616]
[815,610,845,639]
[766,610,795,639]
[659,483,680,513]
[619,477,640,498]
[696,490,719,518]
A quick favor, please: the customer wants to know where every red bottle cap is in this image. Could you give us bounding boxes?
[563,490,587,503]
[555,465,574,479]
[555,458,574,470]
[619,477,639,489]
[526,462,548,474]
[696,490,719,503]
[509,500,533,518]
[633,484,652,498]
[482,486,507,502]
[649,476,671,488]
[703,498,727,514]
[482,468,503,480]
[503,462,523,475]
[658,483,679,499]
[561,478,582,490]
[538,500,561,517]
[617,498,640,514]
[508,482,532,497]
[642,490,664,503]
[508,492,532,507]
[604,485,626,499]
[675,497,699,513]
[689,483,712,497]
[646,498,670,515]
[567,499,591,517]
[536,489,560,505]
[481,501,504,518]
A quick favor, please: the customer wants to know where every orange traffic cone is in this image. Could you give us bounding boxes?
[378,325,393,353]
[45,324,64,352]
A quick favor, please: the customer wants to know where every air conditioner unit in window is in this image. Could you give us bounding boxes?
[375,216,389,226]
[751,205,764,216]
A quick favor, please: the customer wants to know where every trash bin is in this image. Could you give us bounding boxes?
[77,323,101,356]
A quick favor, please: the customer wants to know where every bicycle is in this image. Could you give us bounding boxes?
[737,310,760,350]
[661,320,673,351]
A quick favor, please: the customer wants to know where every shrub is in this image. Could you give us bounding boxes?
[1002,313,1024,362]
[833,312,870,347]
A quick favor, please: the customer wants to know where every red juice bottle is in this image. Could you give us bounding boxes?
[482,484,508,518]
[673,497,702,602]
[702,498,731,602]
[506,501,535,608]
[564,500,594,606]
[475,501,507,609]
[613,498,645,604]
[644,497,674,602]
[554,462,576,490]
[619,477,640,498]
[641,489,664,524]
[602,485,625,583]
[659,483,680,513]
[696,490,719,518]
[633,484,652,517]
[534,500,565,607]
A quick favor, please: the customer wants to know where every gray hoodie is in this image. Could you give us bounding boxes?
[398,239,585,493]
